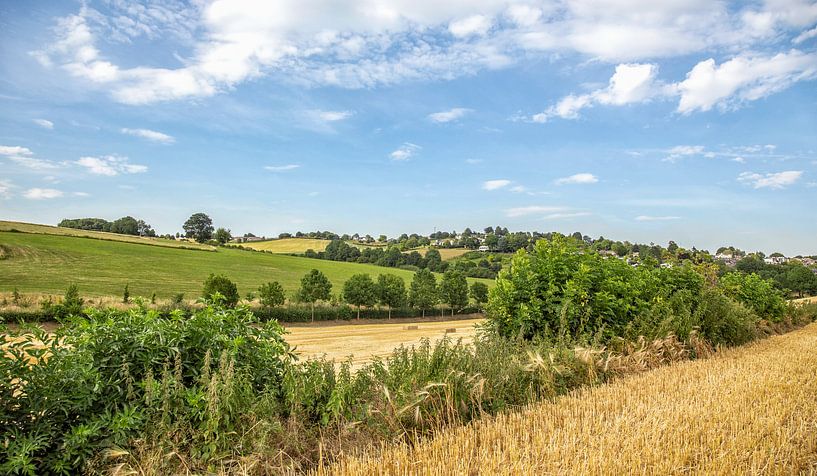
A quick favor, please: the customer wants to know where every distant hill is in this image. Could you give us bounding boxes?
[0,225,492,298]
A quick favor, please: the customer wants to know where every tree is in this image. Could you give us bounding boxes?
[214,227,232,245]
[470,281,489,307]
[439,270,469,316]
[122,284,130,304]
[202,274,239,307]
[298,269,332,321]
[377,274,406,319]
[342,274,378,319]
[258,281,286,309]
[409,268,438,317]
[110,216,139,235]
[184,213,214,243]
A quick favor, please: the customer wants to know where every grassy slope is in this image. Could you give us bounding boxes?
[236,238,331,253]
[0,231,492,298]
[330,323,817,474]
[0,220,213,251]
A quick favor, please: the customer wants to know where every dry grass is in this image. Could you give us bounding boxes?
[236,238,332,253]
[0,220,213,250]
[285,317,483,368]
[409,247,472,261]
[325,322,817,475]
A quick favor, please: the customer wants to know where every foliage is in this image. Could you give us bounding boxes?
[409,268,438,316]
[122,283,130,304]
[183,213,214,243]
[0,304,292,475]
[213,227,232,245]
[258,281,286,309]
[298,269,333,321]
[470,282,489,306]
[439,270,469,314]
[376,274,406,318]
[202,274,239,307]
[342,274,378,319]
[720,272,786,322]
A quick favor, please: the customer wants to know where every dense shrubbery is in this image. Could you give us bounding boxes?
[486,234,789,346]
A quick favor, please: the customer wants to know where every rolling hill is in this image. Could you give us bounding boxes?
[0,227,492,299]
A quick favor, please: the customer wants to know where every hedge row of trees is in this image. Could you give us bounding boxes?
[202,269,489,321]
[58,216,155,237]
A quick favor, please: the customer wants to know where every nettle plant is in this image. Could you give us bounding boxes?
[0,303,293,475]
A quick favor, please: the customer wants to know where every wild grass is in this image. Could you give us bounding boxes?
[326,322,817,475]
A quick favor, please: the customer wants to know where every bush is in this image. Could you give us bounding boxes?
[202,274,239,307]
[720,272,786,322]
[0,304,292,474]
[258,281,286,308]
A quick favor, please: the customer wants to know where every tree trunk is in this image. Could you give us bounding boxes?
[422,308,425,318]
[451,307,454,317]
[311,302,315,322]
[357,306,360,320]
[388,306,391,320]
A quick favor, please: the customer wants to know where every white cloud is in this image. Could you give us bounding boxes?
[33,119,54,129]
[482,179,511,191]
[664,145,706,162]
[635,215,681,221]
[465,158,483,165]
[428,107,472,123]
[542,211,591,220]
[505,205,568,217]
[390,142,420,161]
[76,155,147,176]
[0,146,34,156]
[73,191,91,197]
[732,156,746,163]
[737,170,803,189]
[24,188,63,200]
[0,180,13,198]
[264,164,300,172]
[555,173,598,185]
[535,63,663,121]
[509,185,527,193]
[676,50,817,114]
[449,15,492,38]
[793,26,817,44]
[316,110,354,122]
[121,128,175,144]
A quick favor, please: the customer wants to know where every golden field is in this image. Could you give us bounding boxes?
[324,322,817,475]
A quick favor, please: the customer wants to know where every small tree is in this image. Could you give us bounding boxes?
[214,227,232,245]
[469,281,489,308]
[298,269,332,321]
[343,274,378,319]
[258,281,286,309]
[409,269,438,318]
[57,284,84,317]
[202,274,239,307]
[183,213,214,243]
[122,284,130,304]
[377,274,406,319]
[439,270,469,316]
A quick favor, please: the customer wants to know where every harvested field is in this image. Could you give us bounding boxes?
[326,322,817,475]
[284,316,483,367]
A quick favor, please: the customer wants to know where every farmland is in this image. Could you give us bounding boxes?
[0,230,491,298]
[0,220,213,251]
[234,237,332,253]
[327,322,817,475]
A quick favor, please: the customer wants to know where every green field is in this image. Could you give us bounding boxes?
[0,230,492,299]
[0,220,214,251]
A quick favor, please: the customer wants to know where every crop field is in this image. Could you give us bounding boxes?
[410,246,472,261]
[327,322,817,475]
[285,316,483,367]
[234,237,332,253]
[0,220,213,250]
[0,231,492,298]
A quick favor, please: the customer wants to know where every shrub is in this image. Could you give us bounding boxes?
[720,272,786,322]
[202,274,239,307]
[258,281,286,309]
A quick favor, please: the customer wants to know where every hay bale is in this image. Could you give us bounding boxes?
[445,328,457,333]
[404,325,419,331]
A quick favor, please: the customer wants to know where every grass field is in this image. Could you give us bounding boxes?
[409,246,472,261]
[234,237,332,253]
[0,231,492,298]
[327,322,817,475]
[0,220,213,250]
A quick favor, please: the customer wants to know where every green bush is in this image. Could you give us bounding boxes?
[720,272,787,322]
[202,273,239,307]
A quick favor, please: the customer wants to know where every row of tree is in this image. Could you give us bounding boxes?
[59,216,155,237]
[203,269,489,321]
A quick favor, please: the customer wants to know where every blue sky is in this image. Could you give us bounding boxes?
[1,0,816,255]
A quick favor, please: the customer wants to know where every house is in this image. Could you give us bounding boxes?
[233,236,266,243]
[764,256,788,265]
[478,245,490,252]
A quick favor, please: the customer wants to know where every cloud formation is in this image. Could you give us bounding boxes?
[121,128,175,144]
[428,107,472,123]
[482,179,511,191]
[24,188,63,199]
[555,173,598,185]
[390,142,420,161]
[264,164,300,172]
[33,119,54,129]
[76,155,148,176]
[737,170,803,189]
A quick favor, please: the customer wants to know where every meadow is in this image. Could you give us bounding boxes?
[328,322,817,475]
[0,230,491,299]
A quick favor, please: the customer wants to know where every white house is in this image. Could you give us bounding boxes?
[478,245,490,252]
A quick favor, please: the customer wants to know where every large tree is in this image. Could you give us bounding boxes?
[439,270,469,316]
[214,227,232,245]
[409,268,438,318]
[183,213,214,243]
[469,281,489,308]
[298,269,332,321]
[258,281,286,309]
[377,274,406,319]
[343,274,378,319]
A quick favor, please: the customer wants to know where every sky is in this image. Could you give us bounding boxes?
[0,0,816,255]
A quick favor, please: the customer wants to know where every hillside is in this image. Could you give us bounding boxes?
[235,237,331,253]
[0,220,213,251]
[0,231,492,298]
